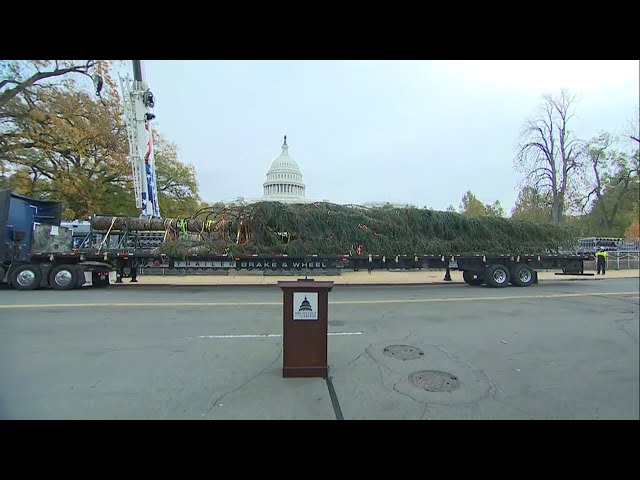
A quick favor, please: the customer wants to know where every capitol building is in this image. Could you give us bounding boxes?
[261,135,312,204]
[229,136,316,205]
[226,136,403,207]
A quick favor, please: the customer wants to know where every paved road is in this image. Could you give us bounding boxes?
[1,278,638,419]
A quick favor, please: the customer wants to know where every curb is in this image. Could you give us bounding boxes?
[111,281,462,288]
[109,276,636,288]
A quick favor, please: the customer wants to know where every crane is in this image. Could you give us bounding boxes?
[119,60,161,218]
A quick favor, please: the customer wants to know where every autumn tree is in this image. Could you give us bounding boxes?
[0,165,44,195]
[69,132,204,220]
[579,132,639,236]
[150,133,202,218]
[459,191,485,216]
[625,219,639,238]
[485,200,505,217]
[0,80,128,219]
[1,60,120,211]
[0,60,202,220]
[623,110,640,237]
[459,191,504,217]
[1,60,116,162]
[515,90,586,224]
[511,186,552,222]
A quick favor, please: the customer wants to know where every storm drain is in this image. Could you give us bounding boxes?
[409,371,459,392]
[383,345,424,360]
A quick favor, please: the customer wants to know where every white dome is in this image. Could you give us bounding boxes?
[262,136,307,203]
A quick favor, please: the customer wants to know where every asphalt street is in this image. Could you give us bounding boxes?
[1,278,638,419]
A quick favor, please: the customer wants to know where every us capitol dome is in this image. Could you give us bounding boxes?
[262,136,310,204]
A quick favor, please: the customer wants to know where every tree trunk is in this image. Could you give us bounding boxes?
[551,199,563,224]
[92,215,208,233]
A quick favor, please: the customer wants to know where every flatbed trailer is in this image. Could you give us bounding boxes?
[1,188,592,290]
[2,243,592,291]
[75,249,590,289]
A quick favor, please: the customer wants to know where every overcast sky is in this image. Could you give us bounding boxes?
[140,60,639,213]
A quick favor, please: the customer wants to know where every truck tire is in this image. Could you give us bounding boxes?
[462,270,483,286]
[49,265,78,290]
[484,264,510,288]
[510,264,535,287]
[11,264,42,290]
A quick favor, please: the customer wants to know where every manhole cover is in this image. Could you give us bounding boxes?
[383,345,424,360]
[409,371,459,392]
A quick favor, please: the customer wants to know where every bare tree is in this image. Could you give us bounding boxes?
[0,60,100,109]
[515,90,586,223]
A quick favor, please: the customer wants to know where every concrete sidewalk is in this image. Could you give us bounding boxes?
[123,268,639,287]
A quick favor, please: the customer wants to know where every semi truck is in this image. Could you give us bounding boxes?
[0,189,112,290]
[0,195,590,290]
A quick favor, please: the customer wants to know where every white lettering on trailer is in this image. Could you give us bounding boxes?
[160,259,328,269]
[174,260,236,268]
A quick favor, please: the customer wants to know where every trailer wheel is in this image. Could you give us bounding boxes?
[11,264,42,290]
[462,270,484,286]
[49,265,78,290]
[510,264,535,287]
[484,264,510,288]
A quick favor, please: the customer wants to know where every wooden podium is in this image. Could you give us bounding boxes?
[278,279,334,378]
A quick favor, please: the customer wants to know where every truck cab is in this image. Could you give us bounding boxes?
[0,189,111,290]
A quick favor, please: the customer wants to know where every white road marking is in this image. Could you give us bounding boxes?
[1,291,638,309]
[194,332,362,339]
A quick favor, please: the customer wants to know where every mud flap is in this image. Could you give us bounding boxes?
[78,270,90,287]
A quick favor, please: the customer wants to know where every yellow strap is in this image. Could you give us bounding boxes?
[98,217,117,253]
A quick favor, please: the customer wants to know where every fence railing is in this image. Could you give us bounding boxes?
[583,251,640,271]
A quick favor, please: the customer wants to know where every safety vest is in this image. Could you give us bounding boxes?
[595,250,608,258]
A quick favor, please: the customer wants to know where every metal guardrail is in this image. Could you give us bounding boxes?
[583,251,640,271]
